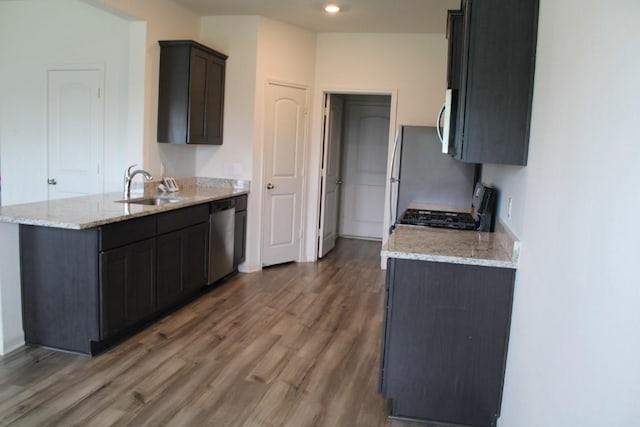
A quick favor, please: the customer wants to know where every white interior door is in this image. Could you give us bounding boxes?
[262,83,308,267]
[318,94,344,258]
[339,100,390,239]
[47,68,104,200]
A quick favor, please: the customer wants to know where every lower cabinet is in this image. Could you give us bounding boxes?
[157,222,208,311]
[379,258,516,427]
[20,202,214,356]
[100,238,156,339]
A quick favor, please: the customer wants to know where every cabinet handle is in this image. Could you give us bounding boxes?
[266,183,275,190]
[436,102,446,144]
[47,178,57,185]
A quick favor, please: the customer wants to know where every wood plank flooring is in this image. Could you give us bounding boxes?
[0,238,430,427]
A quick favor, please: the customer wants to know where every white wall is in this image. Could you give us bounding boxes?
[0,0,131,205]
[0,224,22,354]
[198,16,260,181]
[482,0,640,424]
[305,33,448,260]
[94,0,201,178]
[198,16,316,271]
[253,18,317,268]
[198,16,261,271]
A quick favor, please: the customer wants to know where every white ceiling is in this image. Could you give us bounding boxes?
[171,0,461,33]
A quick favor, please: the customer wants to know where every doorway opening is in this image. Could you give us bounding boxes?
[318,93,392,258]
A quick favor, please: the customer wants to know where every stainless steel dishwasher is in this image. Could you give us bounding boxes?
[208,198,235,284]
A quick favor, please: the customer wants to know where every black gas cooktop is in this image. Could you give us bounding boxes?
[399,208,477,230]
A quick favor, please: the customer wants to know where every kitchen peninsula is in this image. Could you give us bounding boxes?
[0,178,249,356]
[380,223,519,426]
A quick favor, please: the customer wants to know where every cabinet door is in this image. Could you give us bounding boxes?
[382,258,515,427]
[189,48,225,145]
[156,231,184,312]
[157,223,208,311]
[100,238,156,339]
[188,48,209,144]
[183,222,209,294]
[204,53,225,145]
[446,10,464,91]
[234,209,247,268]
[453,0,538,165]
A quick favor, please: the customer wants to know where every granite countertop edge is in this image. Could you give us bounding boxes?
[381,220,520,270]
[380,249,518,269]
[0,177,250,230]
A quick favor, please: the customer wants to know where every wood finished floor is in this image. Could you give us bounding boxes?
[0,238,429,427]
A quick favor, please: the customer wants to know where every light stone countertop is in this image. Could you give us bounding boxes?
[381,221,520,269]
[0,177,249,230]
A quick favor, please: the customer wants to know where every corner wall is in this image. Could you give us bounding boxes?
[482,0,640,424]
[253,18,317,269]
[305,32,448,261]
[197,16,316,271]
[94,0,201,178]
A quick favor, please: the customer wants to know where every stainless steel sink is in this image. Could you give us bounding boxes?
[116,196,189,206]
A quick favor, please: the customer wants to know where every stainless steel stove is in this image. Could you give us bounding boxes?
[399,208,477,230]
[397,183,497,232]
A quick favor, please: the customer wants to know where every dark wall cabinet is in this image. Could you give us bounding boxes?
[157,40,228,145]
[20,201,231,356]
[447,0,539,165]
[379,258,516,427]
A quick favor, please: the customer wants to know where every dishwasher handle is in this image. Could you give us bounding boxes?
[211,199,235,212]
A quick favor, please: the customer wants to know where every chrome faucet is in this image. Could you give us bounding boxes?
[123,164,153,198]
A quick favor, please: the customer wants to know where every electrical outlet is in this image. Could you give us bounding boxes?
[507,197,513,219]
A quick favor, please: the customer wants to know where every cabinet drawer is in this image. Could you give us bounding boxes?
[234,195,247,211]
[157,204,209,235]
[100,216,156,251]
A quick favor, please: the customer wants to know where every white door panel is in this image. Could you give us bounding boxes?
[47,68,104,200]
[339,102,390,239]
[269,194,296,246]
[272,101,300,177]
[353,184,385,223]
[262,83,307,266]
[355,117,388,174]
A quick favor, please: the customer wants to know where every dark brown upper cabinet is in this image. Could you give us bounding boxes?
[157,40,228,145]
[447,0,539,165]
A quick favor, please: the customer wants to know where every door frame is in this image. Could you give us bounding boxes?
[317,93,345,258]
[260,79,311,267]
[310,88,398,262]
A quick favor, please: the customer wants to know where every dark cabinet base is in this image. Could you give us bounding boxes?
[20,226,100,355]
[380,258,516,427]
[20,198,247,356]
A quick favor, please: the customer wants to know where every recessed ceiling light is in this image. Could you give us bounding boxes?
[325,4,340,13]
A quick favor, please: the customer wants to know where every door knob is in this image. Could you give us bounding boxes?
[336,180,343,185]
[47,178,57,185]
[266,183,275,190]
